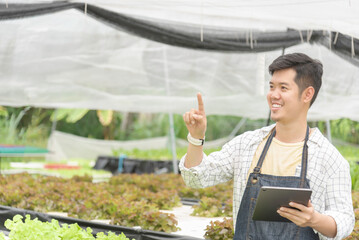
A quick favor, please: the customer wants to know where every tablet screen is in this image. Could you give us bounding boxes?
[252,186,312,222]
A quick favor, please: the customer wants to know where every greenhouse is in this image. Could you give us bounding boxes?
[0,0,359,239]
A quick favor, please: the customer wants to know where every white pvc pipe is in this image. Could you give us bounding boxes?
[163,46,179,174]
[326,119,332,143]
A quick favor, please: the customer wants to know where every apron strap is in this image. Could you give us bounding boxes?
[253,128,276,177]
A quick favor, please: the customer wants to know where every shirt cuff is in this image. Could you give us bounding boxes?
[179,153,206,173]
[179,153,207,188]
[321,210,352,240]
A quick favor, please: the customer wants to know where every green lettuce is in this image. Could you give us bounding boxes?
[2,214,132,240]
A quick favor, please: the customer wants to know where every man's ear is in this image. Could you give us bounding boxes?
[302,86,315,104]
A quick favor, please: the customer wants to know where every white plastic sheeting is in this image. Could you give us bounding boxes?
[47,130,169,161]
[9,0,359,38]
[0,5,359,121]
[47,130,230,161]
[93,0,359,39]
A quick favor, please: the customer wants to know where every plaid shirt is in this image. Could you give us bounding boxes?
[179,124,355,240]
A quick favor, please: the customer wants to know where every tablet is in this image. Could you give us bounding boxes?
[252,186,312,222]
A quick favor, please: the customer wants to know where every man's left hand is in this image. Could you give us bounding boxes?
[277,200,317,227]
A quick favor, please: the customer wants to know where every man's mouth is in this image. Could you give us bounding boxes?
[272,103,282,108]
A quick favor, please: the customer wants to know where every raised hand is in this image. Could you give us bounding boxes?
[183,92,207,139]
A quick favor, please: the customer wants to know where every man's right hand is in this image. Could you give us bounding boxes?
[183,92,207,139]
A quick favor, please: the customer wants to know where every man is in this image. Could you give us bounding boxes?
[179,53,354,240]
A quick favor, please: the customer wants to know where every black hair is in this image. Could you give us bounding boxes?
[268,53,323,106]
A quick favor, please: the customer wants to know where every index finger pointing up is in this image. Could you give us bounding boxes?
[197,92,205,113]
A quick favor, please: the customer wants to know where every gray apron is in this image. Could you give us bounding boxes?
[233,127,319,240]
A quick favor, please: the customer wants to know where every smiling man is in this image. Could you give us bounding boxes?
[179,53,355,240]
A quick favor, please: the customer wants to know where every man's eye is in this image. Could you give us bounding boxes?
[281,86,287,90]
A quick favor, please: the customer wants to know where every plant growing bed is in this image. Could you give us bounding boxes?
[1,173,359,239]
[0,205,202,240]
[0,214,132,240]
[0,173,232,238]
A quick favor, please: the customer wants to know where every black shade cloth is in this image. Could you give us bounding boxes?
[94,156,173,175]
[80,4,321,52]
[0,2,82,19]
[0,205,203,240]
[327,32,359,66]
[0,2,358,64]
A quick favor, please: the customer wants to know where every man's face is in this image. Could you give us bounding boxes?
[267,68,305,124]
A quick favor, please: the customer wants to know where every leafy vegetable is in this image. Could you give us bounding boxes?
[204,218,234,240]
[2,214,132,240]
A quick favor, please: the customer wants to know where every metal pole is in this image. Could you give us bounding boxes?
[267,48,286,126]
[326,119,332,142]
[163,47,178,174]
[168,113,178,174]
[229,118,247,138]
[266,111,271,126]
[51,109,58,134]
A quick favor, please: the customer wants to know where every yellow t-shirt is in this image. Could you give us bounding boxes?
[247,134,304,180]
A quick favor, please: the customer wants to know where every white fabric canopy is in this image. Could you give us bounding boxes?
[47,131,169,161]
[0,2,359,121]
[46,130,230,161]
[10,0,359,38]
[92,0,359,39]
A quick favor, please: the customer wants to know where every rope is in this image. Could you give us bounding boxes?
[298,30,304,43]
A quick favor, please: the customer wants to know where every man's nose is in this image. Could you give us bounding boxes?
[271,88,280,99]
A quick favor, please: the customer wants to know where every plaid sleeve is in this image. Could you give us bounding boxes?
[319,154,355,240]
[179,136,240,188]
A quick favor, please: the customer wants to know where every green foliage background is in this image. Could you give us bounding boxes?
[0,106,358,162]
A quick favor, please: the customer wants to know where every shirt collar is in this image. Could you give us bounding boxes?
[308,127,324,147]
[252,124,324,148]
[249,124,276,147]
